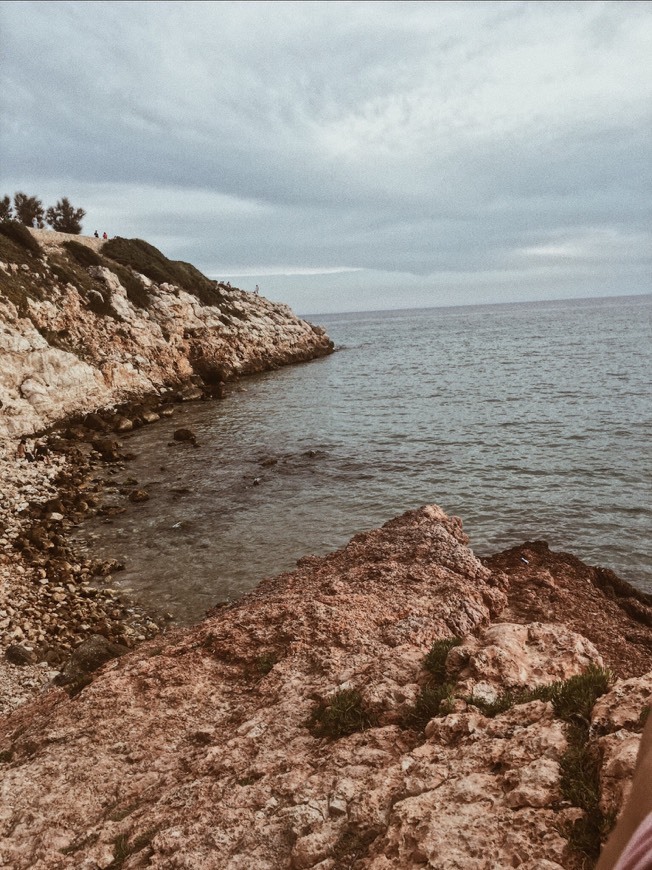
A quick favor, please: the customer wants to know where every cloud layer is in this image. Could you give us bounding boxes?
[1,0,650,311]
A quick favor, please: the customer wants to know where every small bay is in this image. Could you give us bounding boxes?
[73,293,652,622]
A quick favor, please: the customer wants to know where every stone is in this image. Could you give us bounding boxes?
[128,489,150,503]
[113,415,134,433]
[5,644,37,666]
[56,633,129,685]
[91,437,121,462]
[173,427,197,444]
[452,622,603,701]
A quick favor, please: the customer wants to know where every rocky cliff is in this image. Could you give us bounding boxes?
[0,227,332,439]
[1,505,651,869]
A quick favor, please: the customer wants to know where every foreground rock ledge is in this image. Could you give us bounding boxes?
[1,505,651,869]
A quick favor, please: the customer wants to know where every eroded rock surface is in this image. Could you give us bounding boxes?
[0,505,650,869]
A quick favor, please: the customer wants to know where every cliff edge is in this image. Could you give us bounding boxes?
[0,226,332,439]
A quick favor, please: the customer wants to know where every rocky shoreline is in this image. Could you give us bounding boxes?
[0,226,333,711]
[2,227,652,868]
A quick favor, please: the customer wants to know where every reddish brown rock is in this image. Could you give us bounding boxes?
[0,506,649,869]
[485,541,652,679]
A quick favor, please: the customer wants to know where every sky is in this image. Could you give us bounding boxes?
[1,1,650,314]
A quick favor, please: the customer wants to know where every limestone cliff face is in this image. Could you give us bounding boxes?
[0,229,332,439]
[1,506,651,869]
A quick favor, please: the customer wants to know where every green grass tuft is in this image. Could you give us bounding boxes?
[468,665,612,722]
[463,666,613,864]
[559,722,615,864]
[308,689,376,739]
[406,682,455,730]
[424,637,462,684]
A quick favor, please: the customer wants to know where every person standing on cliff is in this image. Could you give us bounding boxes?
[255,284,259,295]
[102,231,108,240]
[94,230,99,238]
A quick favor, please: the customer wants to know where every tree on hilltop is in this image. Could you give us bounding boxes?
[46,197,86,234]
[13,192,45,228]
[0,195,12,221]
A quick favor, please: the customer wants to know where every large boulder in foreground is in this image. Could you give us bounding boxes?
[0,505,649,869]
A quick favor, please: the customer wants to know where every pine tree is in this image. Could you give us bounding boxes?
[13,192,45,228]
[0,195,12,221]
[45,197,86,234]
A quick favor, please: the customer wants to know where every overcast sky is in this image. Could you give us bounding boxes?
[1,1,650,313]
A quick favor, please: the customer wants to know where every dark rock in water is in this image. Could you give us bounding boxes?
[113,415,134,433]
[91,437,121,462]
[259,456,278,467]
[66,424,91,442]
[173,428,197,444]
[83,412,107,432]
[5,644,37,666]
[93,558,125,576]
[129,489,150,503]
[55,635,129,687]
[180,386,203,402]
[207,381,227,399]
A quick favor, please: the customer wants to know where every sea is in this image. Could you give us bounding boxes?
[72,294,652,623]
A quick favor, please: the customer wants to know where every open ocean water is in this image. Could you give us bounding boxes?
[74,294,651,623]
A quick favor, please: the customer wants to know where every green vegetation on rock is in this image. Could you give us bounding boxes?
[308,688,377,739]
[103,237,223,307]
[424,637,462,683]
[63,240,103,268]
[468,665,612,722]
[0,220,42,256]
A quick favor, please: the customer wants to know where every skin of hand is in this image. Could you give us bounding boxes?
[596,711,652,869]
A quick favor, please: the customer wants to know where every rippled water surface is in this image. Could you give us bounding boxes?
[74,295,652,622]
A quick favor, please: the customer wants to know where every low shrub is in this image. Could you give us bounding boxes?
[85,288,119,320]
[0,220,42,256]
[308,689,376,739]
[103,237,222,307]
[50,260,78,287]
[255,652,277,675]
[111,264,151,309]
[63,240,103,268]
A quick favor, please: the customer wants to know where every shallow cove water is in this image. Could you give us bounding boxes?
[72,294,652,623]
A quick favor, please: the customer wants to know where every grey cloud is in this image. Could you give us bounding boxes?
[0,0,650,312]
